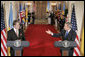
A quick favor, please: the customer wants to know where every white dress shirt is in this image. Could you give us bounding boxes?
[67,29,71,33]
[14,28,19,36]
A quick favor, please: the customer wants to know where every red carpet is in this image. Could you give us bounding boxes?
[23,24,61,56]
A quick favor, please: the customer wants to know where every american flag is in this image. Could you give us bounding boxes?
[1,4,7,56]
[71,5,80,56]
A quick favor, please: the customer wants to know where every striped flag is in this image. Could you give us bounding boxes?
[71,5,80,56]
[1,3,7,56]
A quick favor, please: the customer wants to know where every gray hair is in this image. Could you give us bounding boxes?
[65,22,72,28]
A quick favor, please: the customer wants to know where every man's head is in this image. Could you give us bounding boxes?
[13,20,20,29]
[64,22,72,30]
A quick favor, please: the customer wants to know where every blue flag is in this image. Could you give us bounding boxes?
[19,3,23,12]
[63,2,65,12]
[58,3,61,10]
[9,2,13,30]
[46,1,50,12]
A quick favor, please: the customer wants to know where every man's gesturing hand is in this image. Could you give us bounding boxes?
[46,29,53,35]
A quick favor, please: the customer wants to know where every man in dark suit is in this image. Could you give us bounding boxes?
[46,22,76,56]
[28,11,31,24]
[59,15,66,32]
[50,10,55,25]
[7,20,25,56]
[31,12,35,24]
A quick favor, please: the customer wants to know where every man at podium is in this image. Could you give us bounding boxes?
[7,20,25,56]
[46,22,76,56]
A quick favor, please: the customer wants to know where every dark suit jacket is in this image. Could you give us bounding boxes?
[28,12,31,17]
[50,12,55,25]
[52,29,76,56]
[52,29,76,41]
[7,28,25,41]
[7,28,25,56]
[20,23,23,31]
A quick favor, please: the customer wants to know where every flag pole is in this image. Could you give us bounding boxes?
[80,15,84,56]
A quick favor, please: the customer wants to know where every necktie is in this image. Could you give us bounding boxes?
[65,31,68,39]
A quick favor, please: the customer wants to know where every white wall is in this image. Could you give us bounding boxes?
[75,1,84,38]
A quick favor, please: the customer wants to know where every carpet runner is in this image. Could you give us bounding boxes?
[23,24,61,56]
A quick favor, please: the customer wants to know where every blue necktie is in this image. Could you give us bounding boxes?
[65,31,68,39]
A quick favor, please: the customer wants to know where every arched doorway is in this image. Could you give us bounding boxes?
[35,1,47,19]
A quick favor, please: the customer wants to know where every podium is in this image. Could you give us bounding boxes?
[7,40,29,56]
[54,40,77,56]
